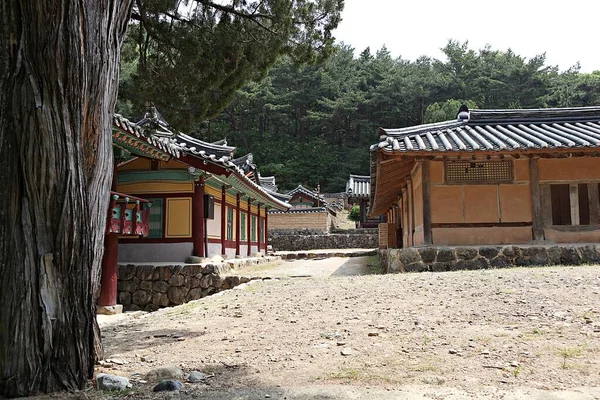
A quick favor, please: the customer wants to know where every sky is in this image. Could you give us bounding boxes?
[333,0,600,72]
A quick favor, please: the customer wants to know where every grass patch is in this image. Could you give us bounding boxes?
[320,367,400,384]
[559,346,583,369]
[365,255,383,275]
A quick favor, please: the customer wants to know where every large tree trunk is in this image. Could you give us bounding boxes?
[0,1,132,397]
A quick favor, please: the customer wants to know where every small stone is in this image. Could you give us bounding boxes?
[145,366,184,381]
[481,350,490,355]
[96,373,131,391]
[176,337,186,342]
[153,379,184,392]
[510,361,519,367]
[449,349,459,354]
[187,371,208,383]
[336,341,346,346]
[235,348,242,353]
[341,347,353,356]
[368,332,379,337]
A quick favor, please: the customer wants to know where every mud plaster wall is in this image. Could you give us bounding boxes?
[269,212,330,233]
[428,159,533,245]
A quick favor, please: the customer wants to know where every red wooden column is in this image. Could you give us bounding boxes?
[264,206,269,253]
[257,204,262,254]
[192,176,205,257]
[99,166,119,308]
[99,233,119,307]
[235,193,241,256]
[221,185,227,255]
[247,198,252,256]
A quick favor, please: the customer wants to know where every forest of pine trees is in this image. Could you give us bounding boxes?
[119,40,600,193]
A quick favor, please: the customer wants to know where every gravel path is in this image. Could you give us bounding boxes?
[96,262,600,399]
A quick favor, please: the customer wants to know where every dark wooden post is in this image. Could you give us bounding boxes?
[406,176,414,247]
[236,193,241,256]
[193,176,205,257]
[422,160,432,245]
[264,207,269,253]
[98,233,118,307]
[257,203,262,254]
[221,185,226,255]
[359,199,366,228]
[530,157,544,240]
[247,198,252,256]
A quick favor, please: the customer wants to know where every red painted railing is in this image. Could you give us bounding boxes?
[106,191,152,237]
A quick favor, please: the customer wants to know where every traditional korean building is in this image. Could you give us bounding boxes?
[346,174,383,228]
[286,184,327,209]
[369,106,600,249]
[100,110,288,311]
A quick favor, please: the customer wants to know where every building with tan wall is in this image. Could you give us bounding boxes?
[369,106,600,248]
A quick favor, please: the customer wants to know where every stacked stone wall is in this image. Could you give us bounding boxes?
[380,244,600,273]
[117,259,274,311]
[269,231,378,251]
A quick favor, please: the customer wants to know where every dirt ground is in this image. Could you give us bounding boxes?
[94,259,600,399]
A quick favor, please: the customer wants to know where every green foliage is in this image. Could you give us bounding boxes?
[424,99,478,123]
[119,37,600,193]
[118,0,344,129]
[347,205,360,222]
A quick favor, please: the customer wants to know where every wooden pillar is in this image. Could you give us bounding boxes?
[406,177,414,247]
[421,160,432,245]
[236,193,241,256]
[529,157,544,240]
[359,199,366,227]
[247,198,252,256]
[569,183,580,226]
[99,166,119,307]
[221,185,226,255]
[589,183,600,225]
[98,233,119,306]
[193,176,205,257]
[257,204,262,254]
[264,207,269,252]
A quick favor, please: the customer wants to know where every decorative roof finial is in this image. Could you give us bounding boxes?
[457,104,470,121]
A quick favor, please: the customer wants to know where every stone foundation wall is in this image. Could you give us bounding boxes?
[269,232,378,251]
[117,258,278,311]
[380,244,600,273]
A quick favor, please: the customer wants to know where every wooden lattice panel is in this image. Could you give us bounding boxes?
[445,160,512,184]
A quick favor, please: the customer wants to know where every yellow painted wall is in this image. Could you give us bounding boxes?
[119,158,151,171]
[159,159,189,170]
[165,198,192,238]
[117,181,193,194]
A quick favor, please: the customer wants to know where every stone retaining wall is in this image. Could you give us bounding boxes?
[269,232,378,251]
[117,257,279,311]
[380,244,600,273]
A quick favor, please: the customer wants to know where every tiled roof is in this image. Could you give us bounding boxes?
[286,185,327,204]
[373,107,600,154]
[268,207,328,214]
[259,174,278,193]
[346,174,370,198]
[113,114,181,158]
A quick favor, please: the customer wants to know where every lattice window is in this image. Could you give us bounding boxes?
[445,161,512,183]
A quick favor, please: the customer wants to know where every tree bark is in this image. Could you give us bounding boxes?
[0,0,133,397]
